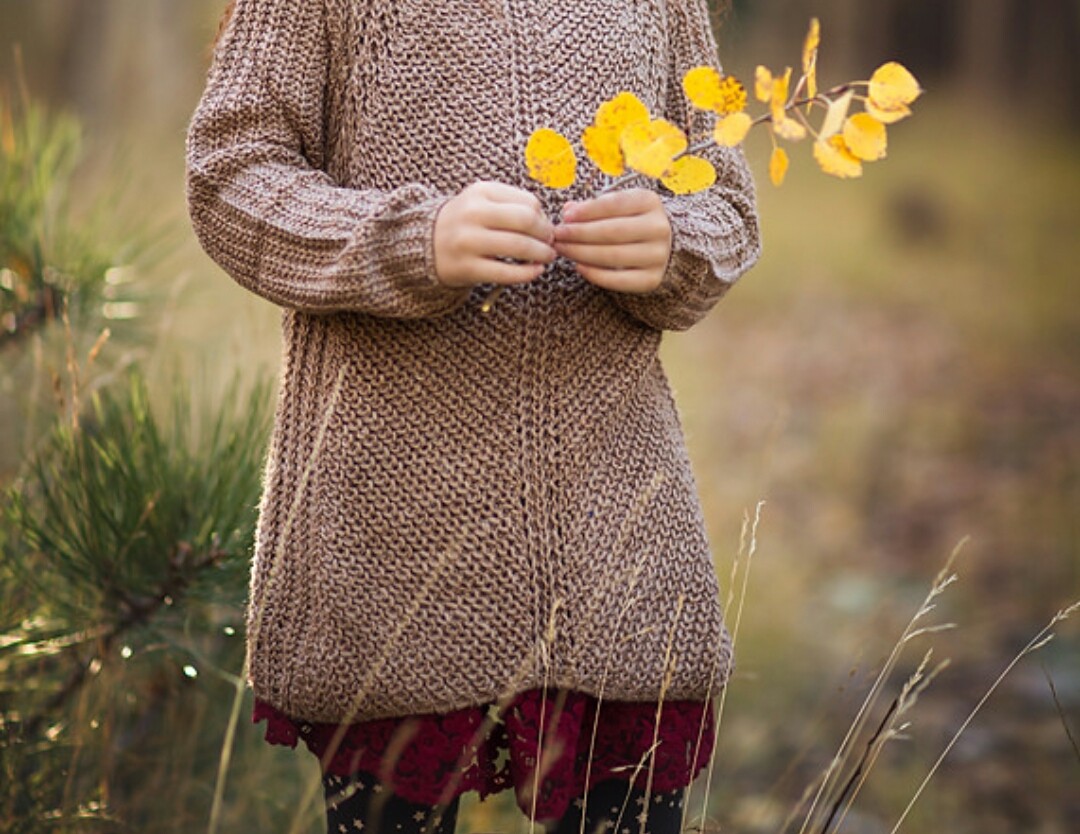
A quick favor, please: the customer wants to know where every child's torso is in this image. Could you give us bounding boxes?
[320,0,673,201]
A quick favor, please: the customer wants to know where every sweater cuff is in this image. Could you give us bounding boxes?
[380,191,472,313]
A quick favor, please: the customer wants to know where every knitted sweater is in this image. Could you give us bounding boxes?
[186,0,761,724]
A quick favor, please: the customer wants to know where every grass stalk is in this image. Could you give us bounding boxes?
[888,601,1080,834]
[686,500,764,834]
[795,538,965,834]
[207,673,247,834]
[1041,663,1080,767]
[640,594,686,834]
[825,651,948,834]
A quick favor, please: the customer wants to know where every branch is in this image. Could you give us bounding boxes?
[20,541,231,736]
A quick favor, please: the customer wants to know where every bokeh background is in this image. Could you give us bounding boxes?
[1,1,1077,832]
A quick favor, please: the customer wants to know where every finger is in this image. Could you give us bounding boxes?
[478,230,557,264]
[477,203,554,243]
[574,264,663,294]
[554,241,668,270]
[473,258,545,286]
[553,213,664,245]
[470,180,544,209]
[561,188,662,223]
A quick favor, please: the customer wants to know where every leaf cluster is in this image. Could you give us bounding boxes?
[524,18,922,194]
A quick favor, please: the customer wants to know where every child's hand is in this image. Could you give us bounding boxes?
[433,181,556,288]
[553,189,672,294]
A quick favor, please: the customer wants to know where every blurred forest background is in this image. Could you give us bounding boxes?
[1,1,1077,832]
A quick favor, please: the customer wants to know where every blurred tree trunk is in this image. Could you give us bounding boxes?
[817,0,862,76]
[55,0,111,125]
[957,0,1011,94]
[957,0,1078,121]
[4,0,209,136]
[1024,0,1078,116]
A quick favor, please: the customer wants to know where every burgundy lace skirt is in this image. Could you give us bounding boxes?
[255,687,716,820]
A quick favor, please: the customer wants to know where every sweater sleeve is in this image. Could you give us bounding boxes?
[608,0,761,332]
[184,0,472,318]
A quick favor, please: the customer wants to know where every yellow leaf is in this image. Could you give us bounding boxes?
[802,18,820,102]
[868,62,922,110]
[719,76,748,115]
[525,128,577,189]
[819,89,855,139]
[683,67,748,115]
[842,113,887,161]
[620,119,687,179]
[865,99,912,125]
[594,91,651,132]
[755,66,774,103]
[813,135,863,179]
[683,66,723,110]
[713,112,753,147]
[769,146,790,187]
[582,125,626,176]
[773,115,807,141]
[771,67,792,125]
[582,92,651,177]
[661,155,717,194]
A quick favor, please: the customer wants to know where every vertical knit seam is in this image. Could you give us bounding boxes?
[501,0,546,685]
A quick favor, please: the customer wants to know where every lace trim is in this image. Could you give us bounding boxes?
[255,687,715,821]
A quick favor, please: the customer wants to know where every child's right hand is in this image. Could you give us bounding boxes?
[433,182,556,288]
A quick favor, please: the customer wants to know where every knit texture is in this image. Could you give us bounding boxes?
[186,0,761,723]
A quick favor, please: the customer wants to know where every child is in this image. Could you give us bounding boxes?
[186,1,760,832]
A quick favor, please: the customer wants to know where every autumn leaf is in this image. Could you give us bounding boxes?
[865,98,913,125]
[684,66,723,109]
[866,62,921,125]
[813,135,863,179]
[769,146,790,186]
[620,119,687,178]
[594,91,651,130]
[802,18,821,102]
[582,125,626,176]
[713,112,753,147]
[683,67,747,115]
[756,65,806,141]
[716,75,750,114]
[755,65,774,103]
[774,116,807,141]
[581,92,651,176]
[819,89,855,139]
[843,113,887,161]
[661,155,717,194]
[772,68,791,121]
[868,62,921,110]
[525,128,577,189]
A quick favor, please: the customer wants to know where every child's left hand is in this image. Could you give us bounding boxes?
[553,189,672,294]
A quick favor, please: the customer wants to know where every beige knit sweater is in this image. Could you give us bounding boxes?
[186,0,761,723]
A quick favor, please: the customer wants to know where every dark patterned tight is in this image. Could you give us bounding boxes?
[323,772,687,834]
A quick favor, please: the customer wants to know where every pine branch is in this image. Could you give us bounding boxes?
[20,541,230,737]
